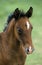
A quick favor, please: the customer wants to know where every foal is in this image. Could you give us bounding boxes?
[0,7,34,65]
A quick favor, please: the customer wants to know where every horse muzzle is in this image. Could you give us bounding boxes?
[25,46,34,54]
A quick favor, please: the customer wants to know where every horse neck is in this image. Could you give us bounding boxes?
[6,19,15,35]
[5,19,17,47]
[5,19,16,41]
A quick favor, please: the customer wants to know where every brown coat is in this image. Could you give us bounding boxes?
[0,19,26,65]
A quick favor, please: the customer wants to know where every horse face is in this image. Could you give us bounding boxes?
[14,17,34,54]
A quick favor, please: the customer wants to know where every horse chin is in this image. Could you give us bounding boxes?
[25,51,33,55]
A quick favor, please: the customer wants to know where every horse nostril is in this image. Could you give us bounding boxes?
[25,48,29,54]
[27,48,29,52]
[25,47,35,54]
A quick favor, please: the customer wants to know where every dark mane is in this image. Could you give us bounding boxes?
[3,7,33,31]
[7,8,25,23]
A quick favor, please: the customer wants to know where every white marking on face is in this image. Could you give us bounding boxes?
[29,46,32,52]
[26,21,30,30]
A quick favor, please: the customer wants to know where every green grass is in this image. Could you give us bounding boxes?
[0,0,42,65]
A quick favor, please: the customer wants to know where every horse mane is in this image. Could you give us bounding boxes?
[3,7,33,31]
[7,8,25,23]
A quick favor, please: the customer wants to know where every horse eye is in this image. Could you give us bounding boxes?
[17,27,23,35]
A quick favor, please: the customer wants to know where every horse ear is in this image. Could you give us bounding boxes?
[14,8,20,20]
[26,7,33,18]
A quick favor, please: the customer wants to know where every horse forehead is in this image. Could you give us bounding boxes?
[26,21,30,29]
[17,18,30,29]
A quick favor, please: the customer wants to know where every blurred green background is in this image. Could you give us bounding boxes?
[0,0,42,65]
